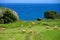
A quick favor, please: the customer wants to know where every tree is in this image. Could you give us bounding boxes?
[0,7,18,24]
[44,11,56,19]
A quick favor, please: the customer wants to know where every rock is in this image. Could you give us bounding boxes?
[22,30,26,33]
[0,28,6,30]
[37,18,42,21]
[54,25,58,30]
[31,21,35,25]
[46,26,50,29]
[29,29,32,33]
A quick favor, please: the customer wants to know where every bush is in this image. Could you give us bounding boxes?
[44,11,56,19]
[0,7,19,24]
[56,13,60,19]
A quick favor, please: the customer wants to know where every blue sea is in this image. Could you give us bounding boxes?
[0,3,60,20]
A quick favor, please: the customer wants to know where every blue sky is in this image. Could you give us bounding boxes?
[0,0,60,3]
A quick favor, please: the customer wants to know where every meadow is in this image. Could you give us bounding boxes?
[0,19,60,40]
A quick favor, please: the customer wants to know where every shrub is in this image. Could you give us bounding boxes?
[0,7,18,24]
[56,13,60,19]
[44,11,56,19]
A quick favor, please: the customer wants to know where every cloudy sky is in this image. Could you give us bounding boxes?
[0,0,60,3]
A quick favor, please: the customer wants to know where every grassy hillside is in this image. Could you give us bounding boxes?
[0,19,60,40]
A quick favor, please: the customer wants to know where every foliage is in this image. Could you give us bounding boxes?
[56,13,60,19]
[44,11,56,19]
[0,8,18,24]
[0,19,60,40]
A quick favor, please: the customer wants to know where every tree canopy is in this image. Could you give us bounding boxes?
[0,7,19,24]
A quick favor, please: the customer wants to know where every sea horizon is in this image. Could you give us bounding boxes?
[0,3,60,20]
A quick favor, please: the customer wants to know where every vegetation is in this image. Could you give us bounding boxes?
[0,8,18,24]
[0,19,60,40]
[0,7,60,40]
[44,11,56,19]
[56,13,60,19]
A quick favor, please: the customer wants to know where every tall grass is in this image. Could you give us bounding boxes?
[33,32,42,40]
[41,30,60,40]
[25,33,32,40]
[25,32,43,40]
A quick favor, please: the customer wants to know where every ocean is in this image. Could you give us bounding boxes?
[0,3,60,20]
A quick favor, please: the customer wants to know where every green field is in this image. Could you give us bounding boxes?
[0,19,60,40]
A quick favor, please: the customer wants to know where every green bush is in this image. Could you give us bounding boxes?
[56,13,60,19]
[44,11,56,19]
[0,8,18,24]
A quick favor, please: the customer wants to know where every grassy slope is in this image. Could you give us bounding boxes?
[0,19,60,40]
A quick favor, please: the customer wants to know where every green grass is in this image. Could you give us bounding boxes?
[0,19,60,40]
[41,30,60,40]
